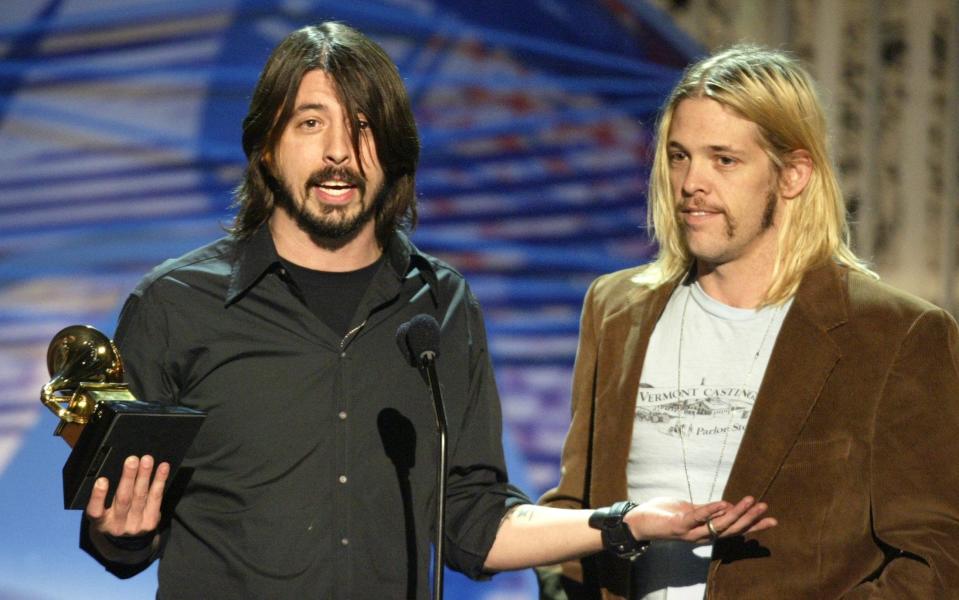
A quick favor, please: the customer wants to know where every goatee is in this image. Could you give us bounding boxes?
[273,167,382,251]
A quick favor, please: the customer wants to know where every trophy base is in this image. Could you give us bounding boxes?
[63,400,206,510]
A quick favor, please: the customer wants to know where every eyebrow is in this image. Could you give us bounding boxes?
[706,144,742,154]
[293,102,330,114]
[668,140,744,154]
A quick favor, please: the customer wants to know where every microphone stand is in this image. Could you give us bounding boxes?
[419,350,447,600]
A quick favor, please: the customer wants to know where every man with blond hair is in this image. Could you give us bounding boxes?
[539,45,959,599]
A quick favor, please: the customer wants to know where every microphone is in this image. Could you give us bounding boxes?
[397,314,446,431]
[406,314,441,365]
[395,314,448,600]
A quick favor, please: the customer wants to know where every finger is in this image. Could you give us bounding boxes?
[149,461,170,502]
[110,456,141,522]
[129,455,155,517]
[690,500,730,525]
[674,500,730,542]
[743,516,778,534]
[85,477,110,521]
[684,513,725,543]
[141,462,171,530]
[710,496,755,528]
[719,501,769,537]
[695,497,753,541]
[690,497,772,543]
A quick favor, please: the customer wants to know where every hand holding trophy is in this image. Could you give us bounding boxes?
[41,325,205,510]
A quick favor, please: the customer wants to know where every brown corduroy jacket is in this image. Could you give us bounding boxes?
[538,262,959,599]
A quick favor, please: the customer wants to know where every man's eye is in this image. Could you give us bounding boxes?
[717,156,737,166]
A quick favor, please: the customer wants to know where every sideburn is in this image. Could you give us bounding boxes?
[761,190,777,230]
[723,190,777,240]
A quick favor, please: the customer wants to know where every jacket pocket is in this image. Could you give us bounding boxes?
[780,437,852,469]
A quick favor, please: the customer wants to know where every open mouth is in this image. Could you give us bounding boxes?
[306,168,365,205]
[316,181,356,197]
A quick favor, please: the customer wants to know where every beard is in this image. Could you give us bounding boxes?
[273,166,383,251]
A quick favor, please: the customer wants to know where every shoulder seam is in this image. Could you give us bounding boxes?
[133,238,233,296]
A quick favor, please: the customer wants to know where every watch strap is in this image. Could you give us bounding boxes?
[588,500,650,560]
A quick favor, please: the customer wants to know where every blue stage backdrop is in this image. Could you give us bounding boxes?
[0,1,698,598]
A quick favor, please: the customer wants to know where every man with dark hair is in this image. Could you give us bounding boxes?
[538,44,959,599]
[79,24,773,598]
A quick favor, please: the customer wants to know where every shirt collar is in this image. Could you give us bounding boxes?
[385,229,435,286]
[225,224,435,306]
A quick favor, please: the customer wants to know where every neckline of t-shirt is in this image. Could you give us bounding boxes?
[685,281,788,322]
[281,254,384,282]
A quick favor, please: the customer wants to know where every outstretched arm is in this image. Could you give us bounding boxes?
[484,495,775,572]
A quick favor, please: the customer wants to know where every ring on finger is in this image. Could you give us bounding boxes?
[706,516,719,540]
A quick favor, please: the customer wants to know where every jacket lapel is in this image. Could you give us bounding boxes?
[723,263,849,501]
[591,280,676,504]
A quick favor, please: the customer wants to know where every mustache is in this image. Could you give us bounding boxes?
[678,198,725,214]
[305,167,366,195]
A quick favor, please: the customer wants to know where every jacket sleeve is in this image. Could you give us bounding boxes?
[536,278,603,599]
[845,307,959,597]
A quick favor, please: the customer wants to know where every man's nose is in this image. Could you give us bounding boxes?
[680,159,708,197]
[324,122,352,166]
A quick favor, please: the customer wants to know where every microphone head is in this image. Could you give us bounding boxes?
[407,314,441,363]
[395,321,414,366]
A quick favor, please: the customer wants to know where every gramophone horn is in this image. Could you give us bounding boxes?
[41,324,125,425]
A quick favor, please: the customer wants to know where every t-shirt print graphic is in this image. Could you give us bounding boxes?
[635,381,754,440]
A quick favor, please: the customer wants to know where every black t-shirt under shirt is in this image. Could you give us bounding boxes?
[281,255,384,337]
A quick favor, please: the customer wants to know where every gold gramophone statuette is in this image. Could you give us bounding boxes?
[41,324,136,447]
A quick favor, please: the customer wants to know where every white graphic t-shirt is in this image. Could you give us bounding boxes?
[626,281,792,600]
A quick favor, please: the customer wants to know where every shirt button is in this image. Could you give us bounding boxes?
[340,352,347,358]
[338,411,347,420]
[338,475,347,484]
[340,538,349,546]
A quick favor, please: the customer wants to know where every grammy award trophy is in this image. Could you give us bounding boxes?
[41,324,205,509]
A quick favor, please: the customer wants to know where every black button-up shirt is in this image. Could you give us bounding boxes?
[81,225,528,599]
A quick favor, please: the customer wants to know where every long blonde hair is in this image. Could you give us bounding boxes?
[643,44,874,305]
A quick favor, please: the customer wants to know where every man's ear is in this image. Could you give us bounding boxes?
[779,149,813,200]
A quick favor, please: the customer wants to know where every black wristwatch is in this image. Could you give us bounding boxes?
[588,500,650,560]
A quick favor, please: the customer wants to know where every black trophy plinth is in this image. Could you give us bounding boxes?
[62,400,206,510]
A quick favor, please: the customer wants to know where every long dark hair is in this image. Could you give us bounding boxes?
[232,22,419,246]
